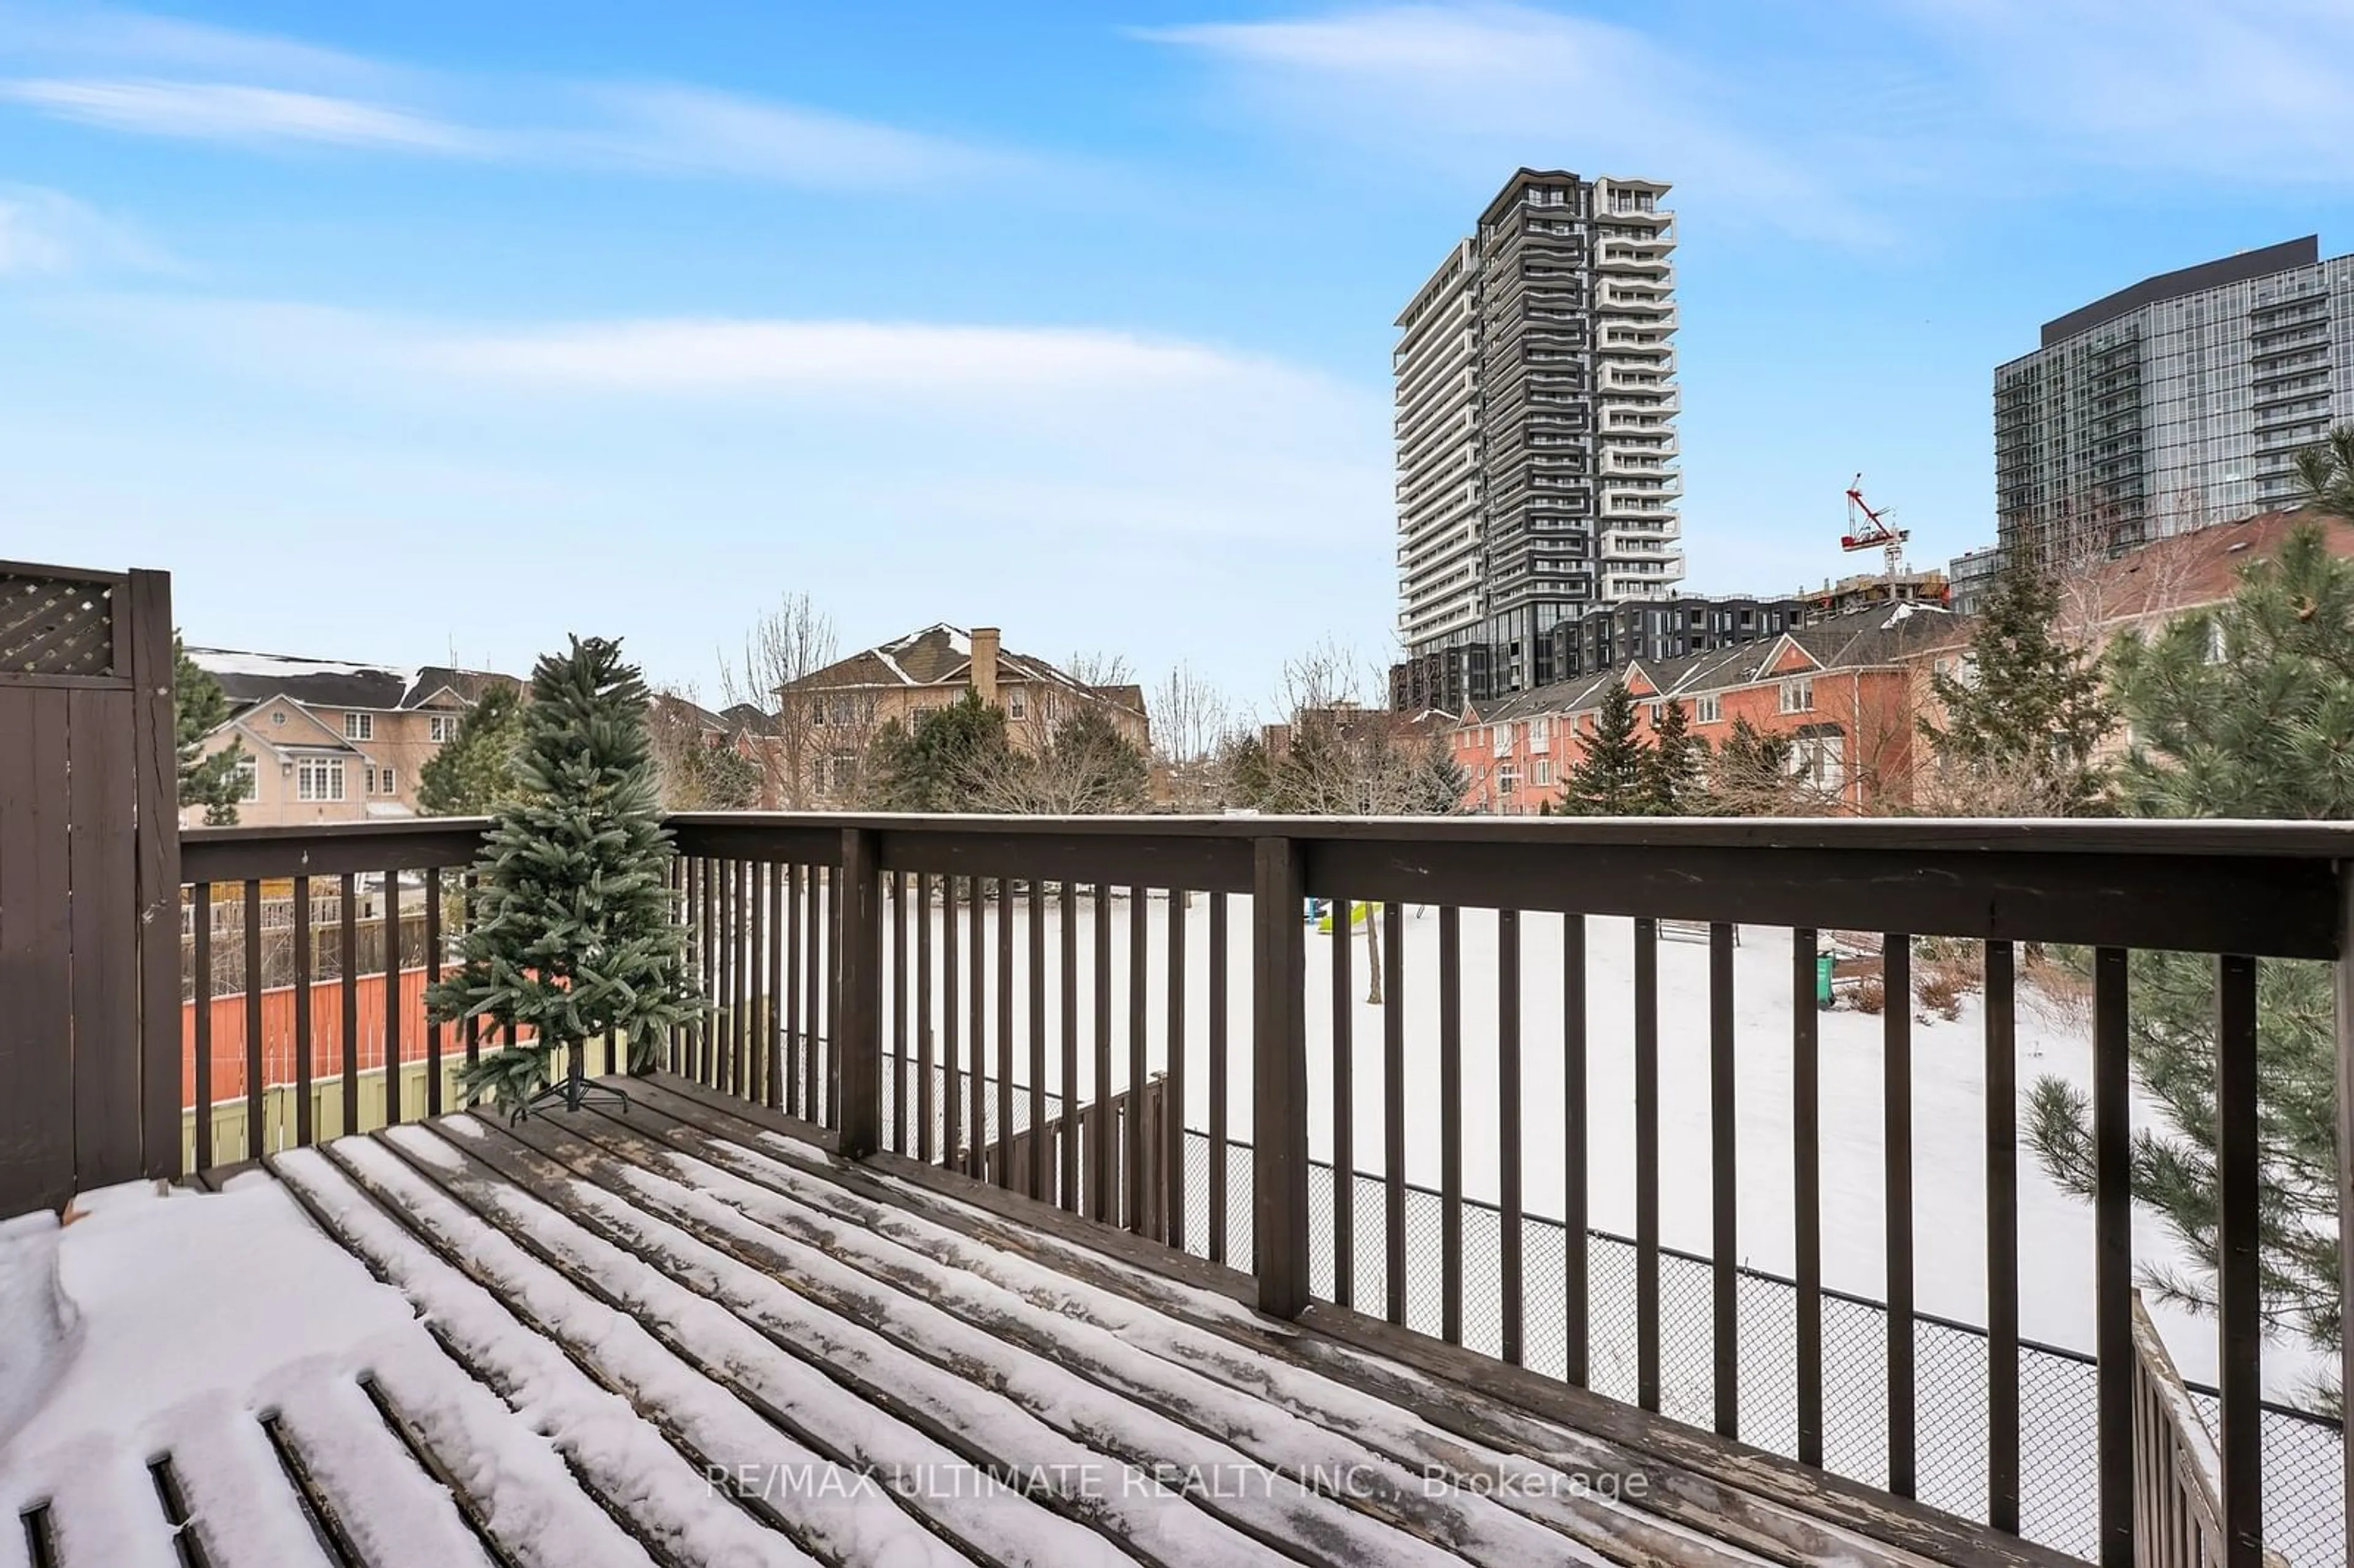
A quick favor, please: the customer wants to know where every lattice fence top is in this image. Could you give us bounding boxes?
[0,568,119,679]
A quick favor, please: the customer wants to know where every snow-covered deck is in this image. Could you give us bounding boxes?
[6,1075,2079,1567]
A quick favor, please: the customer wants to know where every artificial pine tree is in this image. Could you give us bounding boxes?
[2028,522,2354,1406]
[1919,546,2113,813]
[173,636,245,825]
[427,636,701,1120]
[1559,679,1651,814]
[1641,695,1705,815]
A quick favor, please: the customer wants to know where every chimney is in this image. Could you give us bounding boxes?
[970,626,1000,707]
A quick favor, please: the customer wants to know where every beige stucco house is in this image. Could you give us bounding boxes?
[180,649,522,828]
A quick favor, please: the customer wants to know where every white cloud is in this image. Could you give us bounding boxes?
[571,85,1039,186]
[416,317,1263,394]
[1146,3,1892,246]
[0,185,161,275]
[0,2,394,89]
[0,78,484,152]
[1902,0,2354,184]
[0,9,1043,189]
[61,292,1390,541]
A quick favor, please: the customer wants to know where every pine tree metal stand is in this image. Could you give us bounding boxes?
[516,1041,633,1120]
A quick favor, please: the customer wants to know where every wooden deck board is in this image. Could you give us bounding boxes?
[64,1075,2089,1568]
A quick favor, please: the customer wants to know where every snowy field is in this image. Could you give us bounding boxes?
[867,889,2344,1560]
[874,889,2320,1396]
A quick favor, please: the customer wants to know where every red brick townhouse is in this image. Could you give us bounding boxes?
[1452,603,1965,814]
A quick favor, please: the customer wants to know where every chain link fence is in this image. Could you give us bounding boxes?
[1224,1133,2340,1566]
[872,1058,2341,1565]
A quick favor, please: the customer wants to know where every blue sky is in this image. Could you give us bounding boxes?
[6,1,2353,712]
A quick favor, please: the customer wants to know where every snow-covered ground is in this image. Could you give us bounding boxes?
[877,891,2319,1399]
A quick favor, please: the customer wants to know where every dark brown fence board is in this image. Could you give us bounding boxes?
[180,822,487,883]
[66,685,139,1189]
[1303,839,2339,959]
[0,687,73,1212]
[877,828,1253,894]
[126,569,181,1181]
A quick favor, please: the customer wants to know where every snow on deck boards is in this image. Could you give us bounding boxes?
[6,1091,2079,1568]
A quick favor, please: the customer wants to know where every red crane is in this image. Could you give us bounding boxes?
[1840,473,1909,584]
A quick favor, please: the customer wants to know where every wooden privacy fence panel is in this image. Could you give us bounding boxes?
[0,561,179,1218]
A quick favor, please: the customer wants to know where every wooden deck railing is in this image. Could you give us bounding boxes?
[2133,1292,2292,1568]
[177,812,2354,1568]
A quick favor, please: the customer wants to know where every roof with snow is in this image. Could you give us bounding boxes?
[188,647,523,715]
[785,623,1145,715]
[1464,603,1962,725]
[1,1079,1985,1567]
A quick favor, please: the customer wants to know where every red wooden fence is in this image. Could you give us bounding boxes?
[178,967,531,1110]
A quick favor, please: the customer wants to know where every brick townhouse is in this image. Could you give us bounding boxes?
[1457,505,2354,815]
[1454,603,1959,813]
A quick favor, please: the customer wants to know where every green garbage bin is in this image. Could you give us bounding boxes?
[1815,951,1834,1007]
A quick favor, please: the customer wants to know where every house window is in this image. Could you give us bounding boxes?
[1697,695,1721,724]
[234,756,258,802]
[345,712,373,740]
[1792,731,1847,792]
[1647,702,1668,725]
[1498,766,1518,794]
[297,758,346,802]
[1008,690,1027,721]
[1533,759,1553,787]
[828,752,858,794]
[1779,677,1814,714]
[429,715,455,742]
[375,766,397,796]
[271,710,286,726]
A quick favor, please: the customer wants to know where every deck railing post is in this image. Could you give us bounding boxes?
[835,826,882,1159]
[1252,835,1310,1319]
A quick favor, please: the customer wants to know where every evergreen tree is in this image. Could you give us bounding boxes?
[173,636,244,825]
[966,706,1152,813]
[2291,423,2354,520]
[864,692,1013,811]
[2108,523,2354,819]
[1642,695,1705,815]
[1559,679,1651,814]
[426,636,701,1119]
[1039,708,1150,812]
[416,683,527,816]
[2029,522,2354,1404]
[1696,716,1797,815]
[1404,736,1470,815]
[1217,730,1273,810]
[676,738,764,809]
[1919,546,2113,813]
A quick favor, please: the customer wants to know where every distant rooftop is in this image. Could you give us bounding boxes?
[2038,236,2320,348]
[188,647,519,713]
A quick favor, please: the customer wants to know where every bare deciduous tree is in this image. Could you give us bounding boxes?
[718,593,840,809]
[1149,661,1231,811]
[1063,650,1136,688]
[1246,639,1461,1000]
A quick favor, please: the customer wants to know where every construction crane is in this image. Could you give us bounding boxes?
[1841,473,1909,583]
